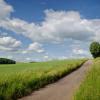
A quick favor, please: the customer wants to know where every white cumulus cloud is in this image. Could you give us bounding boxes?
[22,42,44,54]
[0,36,22,51]
[72,48,90,56]
[28,42,44,53]
[0,0,100,43]
[0,0,100,61]
[0,0,13,19]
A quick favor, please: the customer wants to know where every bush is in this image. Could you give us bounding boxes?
[90,42,100,58]
[0,58,16,64]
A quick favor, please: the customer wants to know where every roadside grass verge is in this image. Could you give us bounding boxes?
[74,58,100,100]
[0,59,86,100]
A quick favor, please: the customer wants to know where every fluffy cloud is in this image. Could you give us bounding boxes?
[0,36,22,51]
[0,0,100,61]
[0,0,100,43]
[0,0,13,19]
[58,56,68,60]
[73,48,85,55]
[0,10,96,43]
[22,42,44,54]
[44,55,49,59]
[28,42,44,53]
[72,47,91,57]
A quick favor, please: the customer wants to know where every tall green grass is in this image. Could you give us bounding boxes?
[74,58,100,100]
[0,59,86,100]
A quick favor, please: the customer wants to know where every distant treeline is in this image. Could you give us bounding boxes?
[0,58,16,64]
[30,61,36,63]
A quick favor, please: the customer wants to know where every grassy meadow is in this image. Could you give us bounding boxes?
[0,59,86,100]
[74,58,100,100]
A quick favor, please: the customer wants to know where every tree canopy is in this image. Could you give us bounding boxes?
[90,42,100,58]
[0,58,16,64]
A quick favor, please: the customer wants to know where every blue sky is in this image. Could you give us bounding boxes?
[6,0,100,21]
[0,0,100,61]
[6,0,100,19]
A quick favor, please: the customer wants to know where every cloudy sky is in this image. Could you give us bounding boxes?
[0,0,100,62]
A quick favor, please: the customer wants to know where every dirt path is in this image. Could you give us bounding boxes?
[19,60,92,100]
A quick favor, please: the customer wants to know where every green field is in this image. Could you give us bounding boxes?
[0,59,86,100]
[74,58,100,100]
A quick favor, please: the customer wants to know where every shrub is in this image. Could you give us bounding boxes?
[0,58,16,64]
[90,42,100,58]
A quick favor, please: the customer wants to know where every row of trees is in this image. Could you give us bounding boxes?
[0,58,16,64]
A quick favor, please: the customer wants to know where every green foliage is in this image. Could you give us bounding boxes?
[0,59,86,100]
[0,58,16,64]
[90,42,100,58]
[74,58,100,100]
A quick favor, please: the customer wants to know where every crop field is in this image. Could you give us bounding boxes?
[74,58,100,100]
[0,59,86,100]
